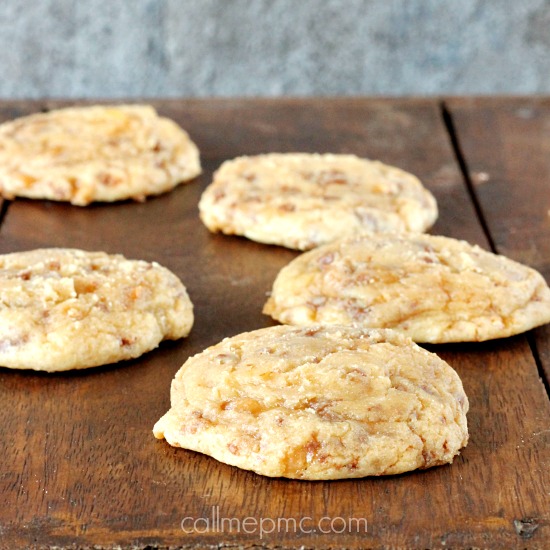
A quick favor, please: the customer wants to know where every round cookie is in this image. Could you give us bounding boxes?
[0,104,201,205]
[263,233,550,343]
[153,325,468,479]
[199,153,437,250]
[0,248,193,371]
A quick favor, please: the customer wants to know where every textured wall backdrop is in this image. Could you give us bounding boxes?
[1,0,549,98]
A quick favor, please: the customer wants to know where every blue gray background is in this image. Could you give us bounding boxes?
[1,0,549,98]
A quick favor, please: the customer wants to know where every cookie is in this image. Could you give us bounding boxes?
[0,105,201,205]
[198,153,437,250]
[0,248,193,371]
[264,233,550,343]
[153,325,468,479]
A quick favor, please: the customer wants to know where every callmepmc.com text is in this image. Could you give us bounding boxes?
[181,506,368,539]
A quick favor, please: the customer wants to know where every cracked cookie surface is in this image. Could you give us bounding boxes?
[263,233,550,342]
[199,153,437,250]
[0,248,193,371]
[154,325,468,479]
[0,104,201,205]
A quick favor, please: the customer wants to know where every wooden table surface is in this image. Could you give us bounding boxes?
[0,97,549,549]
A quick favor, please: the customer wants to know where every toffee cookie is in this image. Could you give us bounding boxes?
[0,105,201,205]
[263,233,550,343]
[199,153,437,250]
[0,248,193,371]
[154,325,468,479]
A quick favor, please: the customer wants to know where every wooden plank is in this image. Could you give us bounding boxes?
[0,98,548,548]
[447,97,550,386]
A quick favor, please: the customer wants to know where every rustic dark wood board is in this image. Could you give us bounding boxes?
[446,97,550,388]
[0,98,549,549]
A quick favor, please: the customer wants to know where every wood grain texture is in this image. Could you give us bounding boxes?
[446,97,550,387]
[0,98,548,549]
